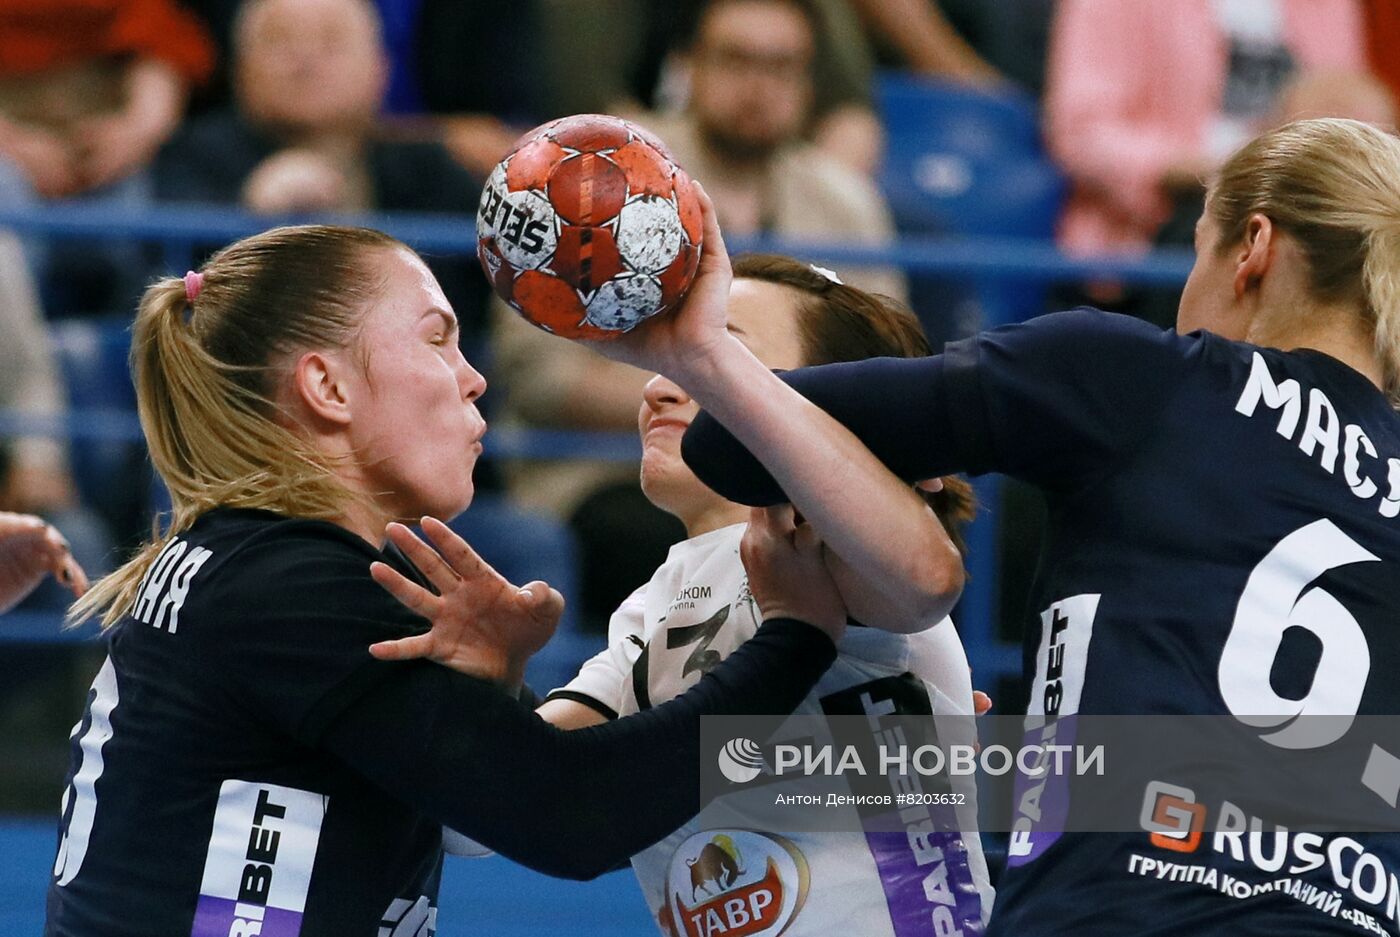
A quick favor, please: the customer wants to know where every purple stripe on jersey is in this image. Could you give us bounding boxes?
[865,827,985,937]
[1005,718,1077,869]
[192,896,303,937]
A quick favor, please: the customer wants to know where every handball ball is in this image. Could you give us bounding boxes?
[475,114,704,340]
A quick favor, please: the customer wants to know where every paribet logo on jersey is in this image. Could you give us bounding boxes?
[660,831,810,937]
[191,780,326,937]
[1007,594,1100,868]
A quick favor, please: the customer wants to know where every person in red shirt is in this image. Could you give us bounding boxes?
[0,0,214,197]
[1365,0,1400,110]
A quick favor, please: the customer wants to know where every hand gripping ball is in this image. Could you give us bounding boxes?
[476,114,704,340]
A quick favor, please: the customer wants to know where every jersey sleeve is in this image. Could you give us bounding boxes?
[682,309,1190,502]
[318,617,837,880]
[198,526,430,745]
[543,585,648,719]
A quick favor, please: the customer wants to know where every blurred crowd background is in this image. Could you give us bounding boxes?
[0,0,1397,815]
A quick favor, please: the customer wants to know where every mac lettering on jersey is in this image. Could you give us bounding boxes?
[1235,352,1400,516]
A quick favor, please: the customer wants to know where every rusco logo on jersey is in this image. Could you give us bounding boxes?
[661,831,809,937]
[1132,783,1400,932]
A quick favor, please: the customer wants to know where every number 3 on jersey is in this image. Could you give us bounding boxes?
[53,657,119,887]
[1218,519,1400,805]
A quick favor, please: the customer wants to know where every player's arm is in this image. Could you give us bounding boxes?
[535,698,607,729]
[320,615,833,879]
[536,583,645,728]
[594,187,964,629]
[680,311,1191,505]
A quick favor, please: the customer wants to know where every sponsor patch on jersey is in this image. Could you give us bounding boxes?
[662,831,809,937]
[1008,594,1100,868]
[191,780,327,937]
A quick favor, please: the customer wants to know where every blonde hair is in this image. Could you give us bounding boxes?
[71,224,406,627]
[1208,118,1400,399]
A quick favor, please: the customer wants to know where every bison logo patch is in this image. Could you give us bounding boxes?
[662,831,809,937]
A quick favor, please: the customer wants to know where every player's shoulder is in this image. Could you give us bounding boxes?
[999,307,1193,348]
[972,307,1203,380]
[186,508,378,581]
[171,509,402,635]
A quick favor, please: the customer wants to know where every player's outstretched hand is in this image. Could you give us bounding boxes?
[591,181,738,382]
[740,505,847,644]
[368,517,564,688]
[0,512,88,614]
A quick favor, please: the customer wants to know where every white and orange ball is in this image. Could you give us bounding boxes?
[476,114,703,340]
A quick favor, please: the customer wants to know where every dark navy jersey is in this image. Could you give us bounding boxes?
[45,508,836,937]
[684,310,1400,935]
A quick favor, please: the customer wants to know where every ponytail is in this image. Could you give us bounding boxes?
[70,225,405,627]
[1210,118,1400,403]
[1364,219,1400,402]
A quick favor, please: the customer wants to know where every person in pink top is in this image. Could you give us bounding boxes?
[1044,0,1366,256]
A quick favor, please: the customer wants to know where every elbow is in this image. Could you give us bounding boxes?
[530,848,620,882]
[507,823,631,881]
[907,541,965,631]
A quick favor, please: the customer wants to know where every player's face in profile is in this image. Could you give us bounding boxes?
[639,278,806,519]
[346,248,486,522]
[1177,209,1249,340]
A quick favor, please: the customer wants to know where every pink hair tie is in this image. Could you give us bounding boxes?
[183,271,204,303]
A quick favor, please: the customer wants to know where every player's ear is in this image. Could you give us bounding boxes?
[291,349,354,427]
[1233,213,1274,299]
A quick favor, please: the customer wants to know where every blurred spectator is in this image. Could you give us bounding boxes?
[1137,68,1396,327]
[0,0,213,199]
[488,0,904,631]
[1044,0,1366,257]
[645,0,904,296]
[181,0,544,179]
[414,0,544,177]
[0,0,215,316]
[0,235,112,609]
[546,0,884,175]
[154,0,490,345]
[922,0,1057,98]
[1365,0,1400,106]
[849,0,1006,88]
[0,237,75,519]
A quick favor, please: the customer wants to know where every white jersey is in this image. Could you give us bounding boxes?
[552,524,993,937]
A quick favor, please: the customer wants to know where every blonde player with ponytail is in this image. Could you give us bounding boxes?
[45,193,874,937]
[594,118,1400,934]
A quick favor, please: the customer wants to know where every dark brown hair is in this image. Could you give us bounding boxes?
[731,254,976,558]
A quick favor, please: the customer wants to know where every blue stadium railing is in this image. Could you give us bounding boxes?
[0,203,1195,697]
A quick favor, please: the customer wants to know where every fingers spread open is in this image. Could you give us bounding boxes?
[518,580,566,626]
[369,633,436,662]
[421,517,502,586]
[385,523,458,592]
[370,560,438,617]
